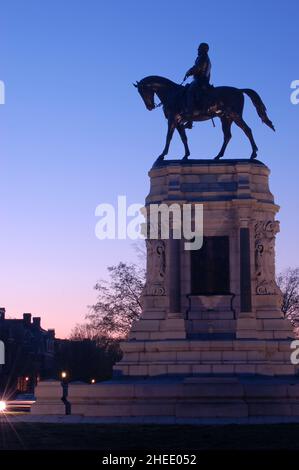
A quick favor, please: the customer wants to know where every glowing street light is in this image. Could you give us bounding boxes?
[0,401,6,412]
[25,376,29,382]
[91,379,96,384]
[61,371,67,380]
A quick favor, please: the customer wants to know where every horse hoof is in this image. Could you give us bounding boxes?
[182,154,190,161]
[154,155,165,165]
[214,155,221,160]
[250,153,257,160]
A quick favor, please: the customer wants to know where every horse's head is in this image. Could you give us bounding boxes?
[133,80,155,111]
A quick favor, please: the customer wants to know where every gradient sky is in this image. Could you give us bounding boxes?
[0,0,298,338]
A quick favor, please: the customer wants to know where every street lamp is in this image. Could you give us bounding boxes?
[60,371,70,415]
[91,379,96,384]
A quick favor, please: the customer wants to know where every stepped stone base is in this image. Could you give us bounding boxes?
[115,338,297,377]
[67,376,299,421]
[31,372,299,422]
[129,307,294,341]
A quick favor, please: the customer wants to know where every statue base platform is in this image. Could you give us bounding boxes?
[63,375,299,423]
[115,338,297,377]
[31,159,299,422]
[31,372,299,423]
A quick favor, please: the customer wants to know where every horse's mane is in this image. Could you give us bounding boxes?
[139,75,180,88]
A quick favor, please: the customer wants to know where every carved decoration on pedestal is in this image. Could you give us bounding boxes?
[145,239,166,295]
[255,220,279,295]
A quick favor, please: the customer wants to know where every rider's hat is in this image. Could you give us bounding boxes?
[198,42,209,52]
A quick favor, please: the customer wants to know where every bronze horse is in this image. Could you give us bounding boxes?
[134,76,275,163]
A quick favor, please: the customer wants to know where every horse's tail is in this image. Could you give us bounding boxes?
[241,88,275,131]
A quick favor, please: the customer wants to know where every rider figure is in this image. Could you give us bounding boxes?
[183,42,211,128]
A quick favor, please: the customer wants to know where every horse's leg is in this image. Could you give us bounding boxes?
[233,115,258,159]
[156,118,175,161]
[214,117,232,160]
[176,124,191,160]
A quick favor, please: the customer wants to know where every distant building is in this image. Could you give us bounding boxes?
[0,307,55,395]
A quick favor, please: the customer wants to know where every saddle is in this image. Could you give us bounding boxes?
[184,83,215,115]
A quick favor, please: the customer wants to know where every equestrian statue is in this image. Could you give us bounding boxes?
[133,43,275,163]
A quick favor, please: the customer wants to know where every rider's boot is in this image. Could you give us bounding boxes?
[183,96,194,129]
[180,104,193,129]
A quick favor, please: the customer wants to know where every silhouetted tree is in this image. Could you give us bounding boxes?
[54,338,121,382]
[84,262,145,339]
[277,267,299,327]
[68,262,145,378]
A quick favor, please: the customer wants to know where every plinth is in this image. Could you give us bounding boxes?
[115,159,296,378]
[32,159,299,422]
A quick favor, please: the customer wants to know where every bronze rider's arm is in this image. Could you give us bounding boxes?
[184,66,196,80]
[184,56,208,81]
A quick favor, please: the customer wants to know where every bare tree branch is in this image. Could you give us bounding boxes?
[277,267,299,327]
[71,262,145,341]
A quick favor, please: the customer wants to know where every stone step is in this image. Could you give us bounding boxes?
[67,378,299,419]
[117,338,298,377]
[122,350,293,363]
[187,319,236,334]
[115,362,298,377]
[121,338,294,353]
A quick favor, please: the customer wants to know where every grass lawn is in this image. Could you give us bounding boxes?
[1,423,299,450]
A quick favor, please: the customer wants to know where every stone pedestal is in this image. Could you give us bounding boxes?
[30,381,65,415]
[115,159,295,378]
[32,159,299,422]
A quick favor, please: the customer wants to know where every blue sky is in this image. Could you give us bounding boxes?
[0,0,298,336]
